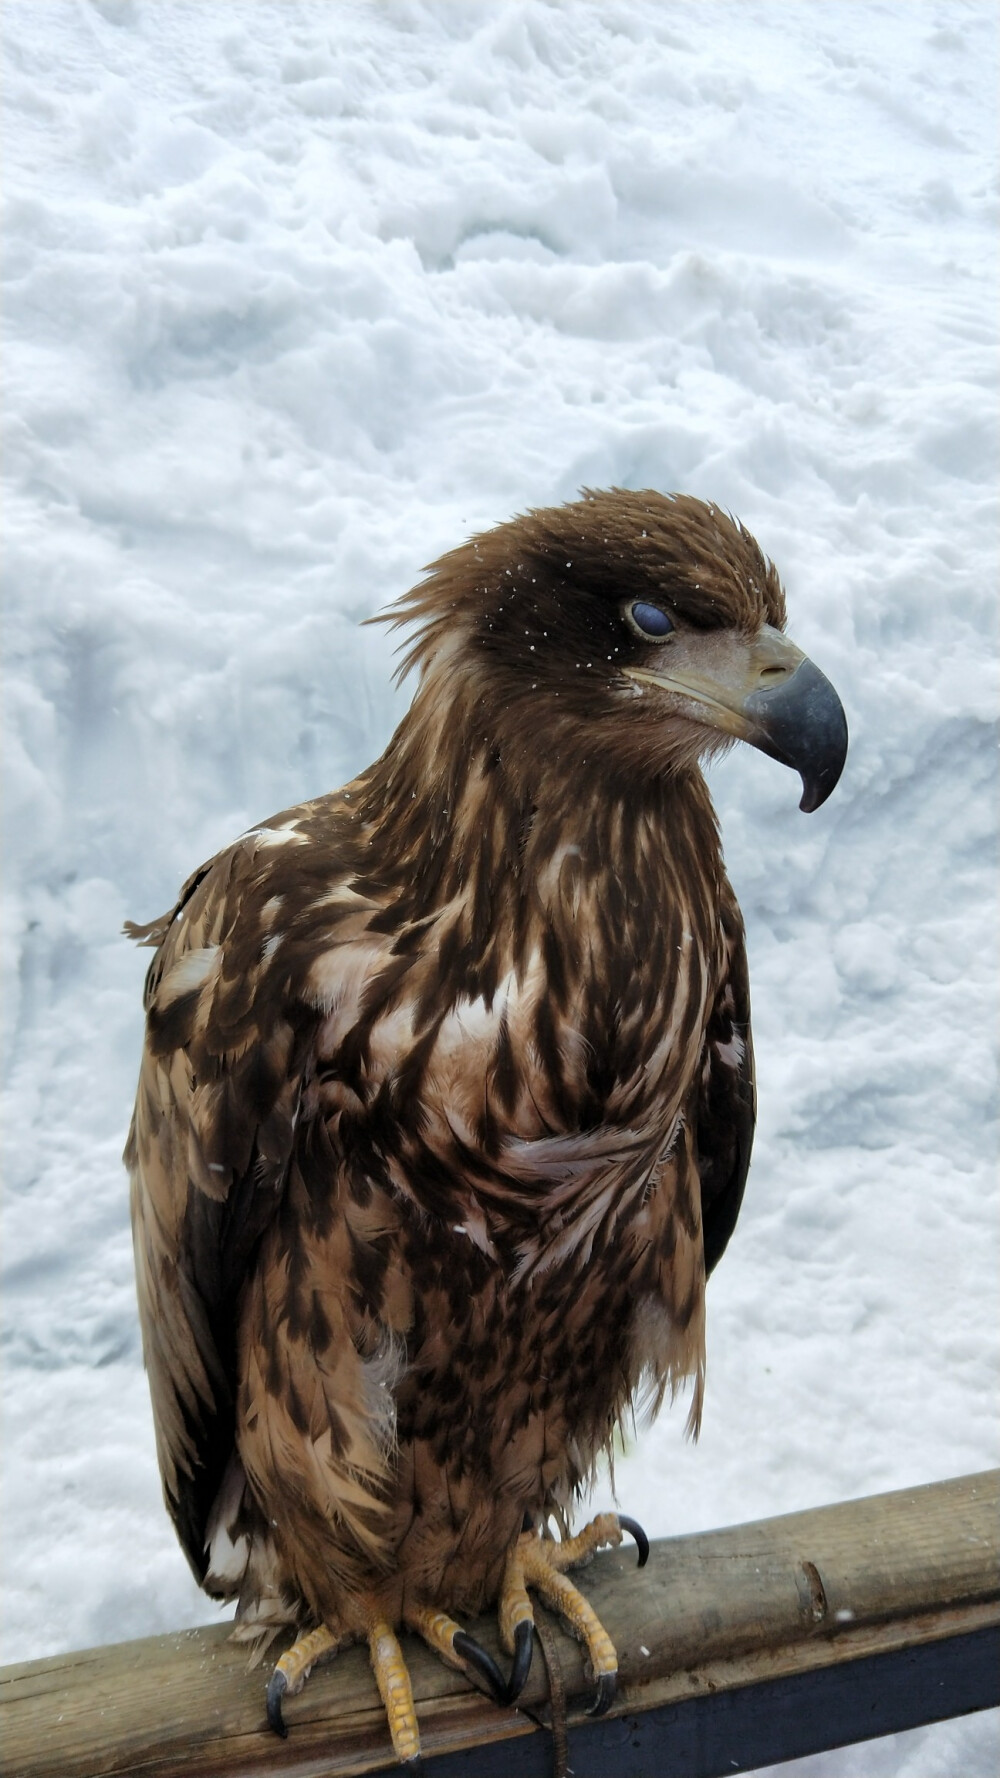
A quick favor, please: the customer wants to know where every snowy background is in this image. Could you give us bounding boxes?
[2,3,997,1773]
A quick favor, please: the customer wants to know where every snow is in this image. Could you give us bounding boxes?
[2,2,997,1772]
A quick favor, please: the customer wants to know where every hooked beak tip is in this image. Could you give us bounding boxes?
[745,657,848,813]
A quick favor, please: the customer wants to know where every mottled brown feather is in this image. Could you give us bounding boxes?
[126,489,762,1640]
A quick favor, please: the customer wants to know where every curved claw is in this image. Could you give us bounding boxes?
[265,1667,288,1739]
[618,1514,649,1568]
[452,1630,509,1705]
[505,1618,535,1704]
[588,1669,618,1717]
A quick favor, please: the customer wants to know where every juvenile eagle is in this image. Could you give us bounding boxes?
[126,490,847,1763]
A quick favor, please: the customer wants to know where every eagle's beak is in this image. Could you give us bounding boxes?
[624,624,848,811]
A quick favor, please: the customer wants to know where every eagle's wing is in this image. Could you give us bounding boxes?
[696,894,756,1277]
[125,823,320,1584]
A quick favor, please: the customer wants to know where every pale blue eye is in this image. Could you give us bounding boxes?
[631,601,674,637]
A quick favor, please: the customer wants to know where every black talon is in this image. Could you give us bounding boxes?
[588,1670,618,1717]
[618,1514,649,1568]
[452,1630,509,1705]
[505,1618,535,1704]
[266,1668,288,1738]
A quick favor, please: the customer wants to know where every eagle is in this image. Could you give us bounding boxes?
[125,489,847,1765]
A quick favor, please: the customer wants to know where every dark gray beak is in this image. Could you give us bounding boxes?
[744,657,849,811]
[624,623,848,812]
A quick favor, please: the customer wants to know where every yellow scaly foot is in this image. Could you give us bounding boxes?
[498,1510,649,1713]
[368,1616,422,1766]
[266,1603,513,1762]
[266,1623,347,1735]
[405,1602,509,1703]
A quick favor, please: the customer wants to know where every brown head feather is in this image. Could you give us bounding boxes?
[384,488,786,677]
[367,489,788,808]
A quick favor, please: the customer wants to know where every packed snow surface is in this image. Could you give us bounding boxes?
[2,4,997,1773]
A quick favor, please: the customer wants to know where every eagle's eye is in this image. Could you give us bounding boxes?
[628,601,674,639]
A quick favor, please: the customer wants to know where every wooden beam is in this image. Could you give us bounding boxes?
[2,1471,997,1778]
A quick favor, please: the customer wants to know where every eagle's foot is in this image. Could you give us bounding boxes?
[368,1617,422,1766]
[369,1604,513,1765]
[266,1605,511,1765]
[266,1617,420,1765]
[406,1603,509,1704]
[499,1511,648,1714]
[266,1622,345,1737]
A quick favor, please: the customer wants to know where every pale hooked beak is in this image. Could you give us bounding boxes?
[624,624,848,811]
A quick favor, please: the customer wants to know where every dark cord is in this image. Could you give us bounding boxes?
[533,1615,569,1778]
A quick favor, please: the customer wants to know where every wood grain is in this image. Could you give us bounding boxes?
[2,1470,997,1778]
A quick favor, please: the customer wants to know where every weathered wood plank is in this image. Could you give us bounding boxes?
[2,1470,997,1778]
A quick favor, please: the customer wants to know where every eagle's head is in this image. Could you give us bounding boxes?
[386,488,847,813]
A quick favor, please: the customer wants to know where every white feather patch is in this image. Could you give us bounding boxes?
[713,1031,745,1070]
[155,944,220,1008]
[204,1453,251,1590]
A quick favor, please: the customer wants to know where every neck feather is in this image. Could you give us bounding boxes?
[353,668,724,977]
